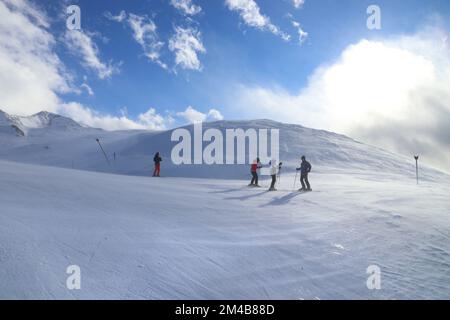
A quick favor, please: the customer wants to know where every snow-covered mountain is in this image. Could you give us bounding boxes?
[0,109,82,137]
[18,111,82,131]
[0,110,26,136]
[0,110,443,181]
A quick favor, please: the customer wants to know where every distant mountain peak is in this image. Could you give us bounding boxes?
[25,111,81,128]
[0,109,82,136]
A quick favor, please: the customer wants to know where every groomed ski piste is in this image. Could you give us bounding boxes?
[1,110,450,299]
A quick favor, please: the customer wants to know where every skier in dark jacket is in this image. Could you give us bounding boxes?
[153,152,162,177]
[249,158,262,187]
[296,156,312,191]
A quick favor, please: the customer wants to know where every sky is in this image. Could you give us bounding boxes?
[0,0,450,172]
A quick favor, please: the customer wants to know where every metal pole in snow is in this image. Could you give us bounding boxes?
[414,155,419,185]
[293,170,298,191]
[96,138,111,166]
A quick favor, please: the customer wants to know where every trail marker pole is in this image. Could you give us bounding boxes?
[414,155,419,185]
[96,138,110,166]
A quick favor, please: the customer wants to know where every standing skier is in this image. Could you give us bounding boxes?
[296,156,312,191]
[249,158,262,187]
[153,152,162,177]
[269,159,279,191]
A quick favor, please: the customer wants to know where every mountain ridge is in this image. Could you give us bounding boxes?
[0,109,445,179]
[0,109,82,136]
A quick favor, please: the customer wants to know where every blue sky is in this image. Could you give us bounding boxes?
[1,0,450,171]
[33,0,450,121]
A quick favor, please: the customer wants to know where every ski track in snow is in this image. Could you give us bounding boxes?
[1,160,450,299]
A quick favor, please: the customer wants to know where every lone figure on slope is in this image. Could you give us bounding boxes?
[269,159,279,191]
[153,152,162,177]
[296,156,312,191]
[249,158,262,187]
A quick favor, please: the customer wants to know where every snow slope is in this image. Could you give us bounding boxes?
[1,159,449,299]
[0,110,444,181]
[1,110,449,299]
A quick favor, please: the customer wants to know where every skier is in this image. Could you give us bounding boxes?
[249,158,262,187]
[296,156,312,191]
[269,159,279,191]
[277,162,283,185]
[153,152,162,177]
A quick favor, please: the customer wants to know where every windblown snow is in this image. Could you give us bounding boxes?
[0,110,449,299]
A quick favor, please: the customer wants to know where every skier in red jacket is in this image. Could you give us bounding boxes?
[153,152,162,177]
[248,158,262,187]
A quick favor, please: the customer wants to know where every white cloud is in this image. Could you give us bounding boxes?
[138,108,174,129]
[107,11,208,71]
[176,106,224,123]
[60,103,172,131]
[225,0,290,41]
[170,0,202,16]
[115,12,168,69]
[176,106,206,123]
[64,30,120,79]
[61,104,222,130]
[207,109,224,121]
[80,84,94,96]
[2,0,50,28]
[292,0,305,9]
[292,20,308,44]
[169,26,206,71]
[0,0,71,115]
[105,10,126,22]
[229,26,450,172]
[80,76,94,96]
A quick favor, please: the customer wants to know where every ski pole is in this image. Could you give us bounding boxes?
[96,138,111,166]
[293,171,298,191]
[277,163,282,186]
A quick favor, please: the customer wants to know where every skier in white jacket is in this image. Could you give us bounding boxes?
[269,159,278,191]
